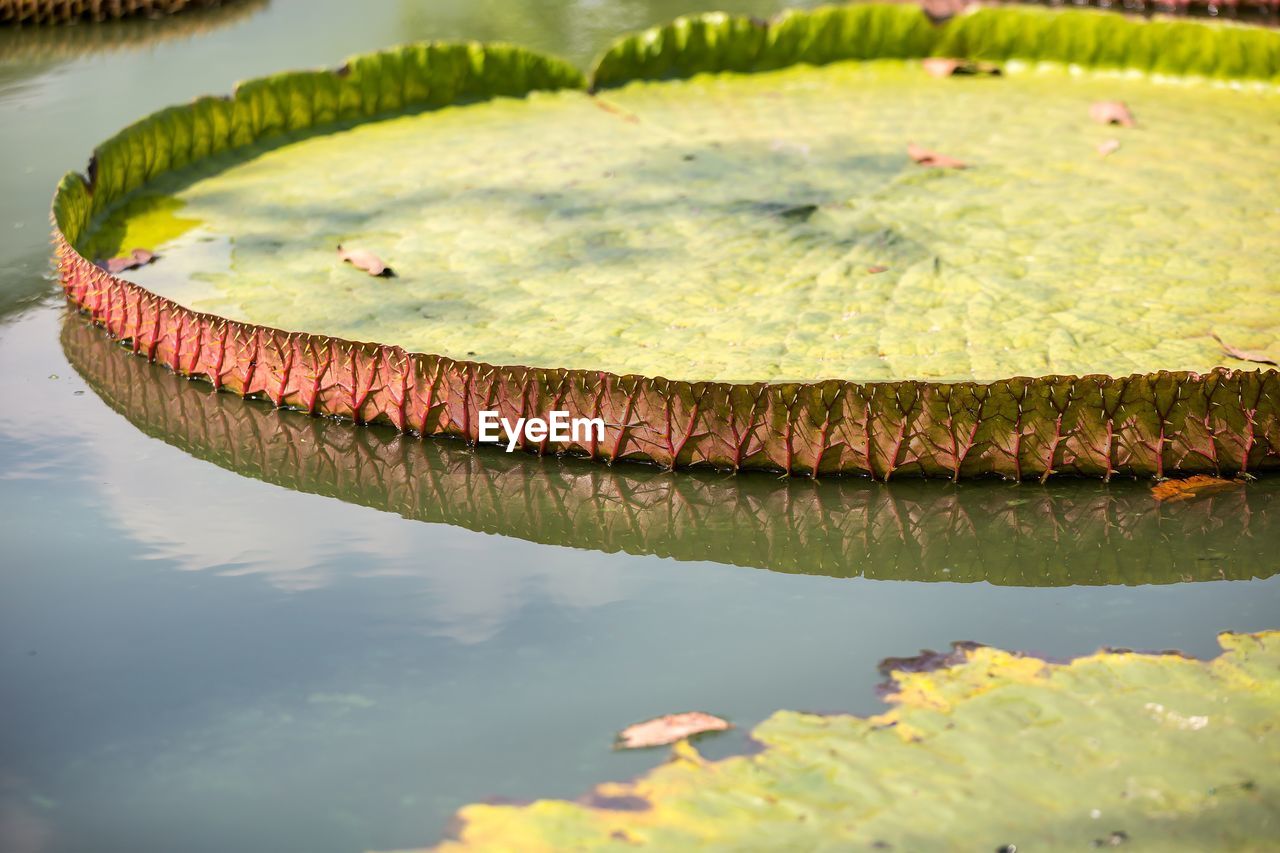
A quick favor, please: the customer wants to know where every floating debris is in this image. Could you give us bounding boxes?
[616,712,731,749]
[96,248,155,274]
[337,244,394,277]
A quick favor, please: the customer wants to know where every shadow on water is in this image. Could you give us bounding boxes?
[62,313,1280,588]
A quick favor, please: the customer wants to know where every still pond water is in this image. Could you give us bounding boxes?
[1,2,1278,852]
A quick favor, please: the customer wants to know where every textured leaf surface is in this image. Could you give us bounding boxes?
[83,59,1280,383]
[425,631,1280,852]
[62,315,1280,586]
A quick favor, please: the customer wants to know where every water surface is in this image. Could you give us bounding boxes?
[2,3,1278,853]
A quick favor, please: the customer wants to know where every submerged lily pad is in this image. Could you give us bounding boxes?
[424,631,1280,851]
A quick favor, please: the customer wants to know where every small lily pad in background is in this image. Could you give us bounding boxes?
[616,712,731,749]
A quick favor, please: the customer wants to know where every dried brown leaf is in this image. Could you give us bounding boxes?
[923,58,961,78]
[96,248,156,274]
[592,97,640,123]
[922,58,1001,78]
[919,0,972,21]
[907,143,968,169]
[1089,101,1135,128]
[1151,475,1242,503]
[337,244,394,277]
[1210,332,1279,367]
[1097,139,1121,158]
[616,712,731,749]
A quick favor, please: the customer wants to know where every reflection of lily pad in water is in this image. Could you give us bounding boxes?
[52,6,1280,478]
[432,630,1280,851]
[92,61,1280,383]
[62,315,1280,587]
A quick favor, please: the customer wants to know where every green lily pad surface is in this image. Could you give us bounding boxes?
[426,631,1280,851]
[88,55,1280,383]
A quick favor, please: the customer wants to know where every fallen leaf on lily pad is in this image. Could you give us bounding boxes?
[1097,138,1121,157]
[337,244,394,277]
[1151,475,1242,503]
[616,712,731,749]
[922,58,1001,78]
[1090,101,1135,127]
[1210,332,1278,366]
[96,248,156,274]
[907,143,967,169]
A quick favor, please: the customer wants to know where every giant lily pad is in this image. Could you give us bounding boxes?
[1,0,235,25]
[62,315,1280,587]
[421,630,1280,851]
[0,0,267,58]
[53,5,1280,478]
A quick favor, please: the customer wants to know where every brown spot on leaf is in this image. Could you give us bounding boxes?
[1090,101,1135,127]
[907,143,967,169]
[337,244,394,277]
[616,712,731,749]
[96,248,156,274]
[1097,138,1121,158]
[583,793,651,812]
[879,642,985,679]
[1151,475,1242,503]
[867,265,889,274]
[1092,830,1130,847]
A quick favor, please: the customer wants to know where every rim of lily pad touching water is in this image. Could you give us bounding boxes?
[63,313,1280,586]
[52,4,1280,480]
